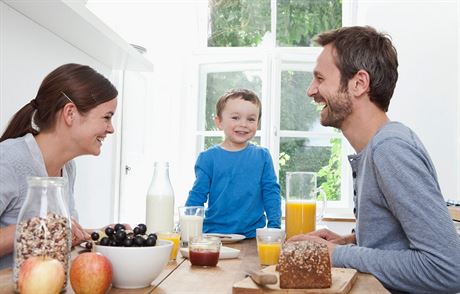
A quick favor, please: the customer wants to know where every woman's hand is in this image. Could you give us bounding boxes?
[0,224,16,257]
[71,218,91,247]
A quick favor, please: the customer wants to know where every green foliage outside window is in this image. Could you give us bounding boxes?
[208,0,342,47]
[277,0,342,47]
[317,137,342,200]
[208,0,270,47]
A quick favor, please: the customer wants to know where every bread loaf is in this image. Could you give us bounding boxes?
[278,241,332,289]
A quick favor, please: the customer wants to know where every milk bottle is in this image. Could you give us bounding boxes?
[146,162,174,233]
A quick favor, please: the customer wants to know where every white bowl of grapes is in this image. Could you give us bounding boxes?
[88,223,173,289]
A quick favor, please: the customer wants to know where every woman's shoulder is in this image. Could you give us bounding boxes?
[0,134,29,161]
[0,133,28,146]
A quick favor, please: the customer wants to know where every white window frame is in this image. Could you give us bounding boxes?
[191,0,355,213]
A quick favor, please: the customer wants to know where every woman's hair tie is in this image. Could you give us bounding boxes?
[29,99,38,109]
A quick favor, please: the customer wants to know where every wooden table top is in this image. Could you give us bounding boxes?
[0,239,389,294]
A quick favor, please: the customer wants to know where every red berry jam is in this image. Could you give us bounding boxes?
[189,250,219,267]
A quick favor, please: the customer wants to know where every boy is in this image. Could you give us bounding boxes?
[186,89,281,238]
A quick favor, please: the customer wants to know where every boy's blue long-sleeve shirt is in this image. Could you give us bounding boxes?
[186,144,281,238]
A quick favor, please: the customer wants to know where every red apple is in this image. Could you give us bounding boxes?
[18,256,65,294]
[70,252,112,294]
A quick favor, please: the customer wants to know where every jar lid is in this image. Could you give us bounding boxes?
[27,177,66,187]
[189,236,221,251]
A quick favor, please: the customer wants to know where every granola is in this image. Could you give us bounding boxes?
[14,213,71,290]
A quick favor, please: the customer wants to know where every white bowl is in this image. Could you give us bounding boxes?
[95,240,172,289]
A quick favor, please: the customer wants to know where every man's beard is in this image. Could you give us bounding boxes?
[317,90,353,129]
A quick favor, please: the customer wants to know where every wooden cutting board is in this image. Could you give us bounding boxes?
[448,206,460,221]
[233,266,357,294]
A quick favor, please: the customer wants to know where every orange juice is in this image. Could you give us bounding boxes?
[158,232,180,260]
[257,242,282,265]
[285,200,316,239]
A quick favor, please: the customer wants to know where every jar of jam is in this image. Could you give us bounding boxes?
[188,236,221,267]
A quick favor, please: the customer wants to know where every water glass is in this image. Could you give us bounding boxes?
[178,206,204,247]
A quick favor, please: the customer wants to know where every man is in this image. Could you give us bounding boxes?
[290,26,460,293]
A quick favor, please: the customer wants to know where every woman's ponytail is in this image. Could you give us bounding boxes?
[0,101,38,142]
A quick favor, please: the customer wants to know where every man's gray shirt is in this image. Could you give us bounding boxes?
[333,121,460,293]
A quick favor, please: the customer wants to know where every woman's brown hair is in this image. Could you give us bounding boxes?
[0,63,118,142]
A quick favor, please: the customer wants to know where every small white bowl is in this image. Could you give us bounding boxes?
[95,240,172,289]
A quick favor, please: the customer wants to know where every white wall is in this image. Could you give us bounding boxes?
[86,1,205,224]
[354,0,459,200]
[0,2,120,229]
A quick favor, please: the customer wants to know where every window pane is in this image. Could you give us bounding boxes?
[280,70,317,131]
[277,0,342,47]
[204,136,260,150]
[279,137,341,201]
[208,0,271,47]
[204,136,224,149]
[205,71,262,131]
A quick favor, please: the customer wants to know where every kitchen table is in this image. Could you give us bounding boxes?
[152,238,388,293]
[0,239,388,293]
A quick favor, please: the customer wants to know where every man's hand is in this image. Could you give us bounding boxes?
[286,228,357,265]
[308,228,356,245]
[288,228,356,245]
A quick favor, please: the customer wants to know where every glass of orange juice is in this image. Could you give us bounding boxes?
[256,228,285,266]
[157,232,180,260]
[285,172,326,239]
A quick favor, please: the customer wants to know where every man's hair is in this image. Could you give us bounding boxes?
[315,26,398,112]
[215,88,262,120]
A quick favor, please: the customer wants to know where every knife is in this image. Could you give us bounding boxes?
[205,234,233,239]
[247,269,277,285]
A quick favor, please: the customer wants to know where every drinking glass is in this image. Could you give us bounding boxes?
[178,206,204,247]
[157,232,180,261]
[285,172,326,239]
[256,228,285,266]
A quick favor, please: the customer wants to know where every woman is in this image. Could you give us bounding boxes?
[0,63,118,269]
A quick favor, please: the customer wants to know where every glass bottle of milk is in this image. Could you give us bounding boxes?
[146,162,174,233]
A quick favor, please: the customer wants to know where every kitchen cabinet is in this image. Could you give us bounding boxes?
[0,0,152,228]
[2,0,152,71]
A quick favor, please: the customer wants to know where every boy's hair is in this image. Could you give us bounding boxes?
[315,26,398,112]
[215,89,262,120]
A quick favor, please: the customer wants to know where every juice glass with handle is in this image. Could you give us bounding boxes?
[285,172,326,239]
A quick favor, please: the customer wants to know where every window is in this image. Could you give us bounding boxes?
[195,0,351,210]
